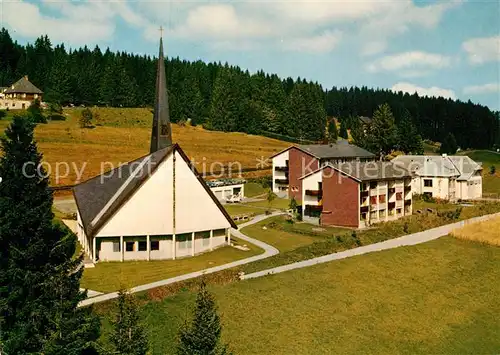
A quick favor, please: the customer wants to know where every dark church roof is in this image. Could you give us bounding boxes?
[4,76,43,94]
[150,36,172,153]
[73,144,237,237]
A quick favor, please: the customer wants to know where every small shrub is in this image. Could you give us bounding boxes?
[490,165,496,175]
[296,213,303,222]
[0,110,6,119]
[403,222,409,233]
[289,197,298,212]
[80,108,93,128]
[336,235,343,243]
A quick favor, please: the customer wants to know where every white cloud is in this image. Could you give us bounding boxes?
[281,31,342,53]
[392,82,456,99]
[2,0,114,44]
[367,51,452,76]
[361,41,387,56]
[463,83,500,95]
[462,36,500,64]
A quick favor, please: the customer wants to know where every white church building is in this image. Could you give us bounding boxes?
[73,36,236,263]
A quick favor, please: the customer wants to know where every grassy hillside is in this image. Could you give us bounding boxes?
[462,150,500,196]
[95,237,500,354]
[0,108,289,186]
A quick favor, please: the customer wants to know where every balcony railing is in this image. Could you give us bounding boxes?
[274,178,289,184]
[361,190,369,197]
[360,206,369,213]
[274,166,289,172]
[305,189,322,197]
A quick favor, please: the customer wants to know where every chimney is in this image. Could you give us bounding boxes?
[24,75,28,81]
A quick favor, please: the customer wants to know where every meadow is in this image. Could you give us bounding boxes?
[462,150,500,196]
[95,236,500,354]
[0,108,289,186]
[452,215,500,246]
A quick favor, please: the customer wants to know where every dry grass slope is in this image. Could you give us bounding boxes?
[452,216,500,246]
[0,108,289,186]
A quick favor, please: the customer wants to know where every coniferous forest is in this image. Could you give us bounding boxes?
[0,28,498,149]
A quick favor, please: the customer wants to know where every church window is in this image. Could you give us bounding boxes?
[177,234,192,250]
[138,241,147,251]
[112,241,120,252]
[125,241,135,252]
[150,240,160,251]
[161,124,169,136]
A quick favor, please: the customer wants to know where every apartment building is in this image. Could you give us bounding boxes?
[392,155,482,200]
[271,142,375,201]
[300,161,412,228]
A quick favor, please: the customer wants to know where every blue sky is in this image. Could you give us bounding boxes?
[1,0,499,110]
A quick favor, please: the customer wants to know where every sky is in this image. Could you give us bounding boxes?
[1,0,499,111]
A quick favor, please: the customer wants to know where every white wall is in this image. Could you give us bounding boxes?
[0,99,32,110]
[414,176,450,199]
[301,171,322,209]
[272,150,289,194]
[210,184,244,202]
[97,150,232,237]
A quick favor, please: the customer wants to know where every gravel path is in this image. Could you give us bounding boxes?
[241,212,500,280]
[78,212,282,307]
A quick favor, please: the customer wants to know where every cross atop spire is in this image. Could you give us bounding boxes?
[159,26,164,38]
[150,33,172,153]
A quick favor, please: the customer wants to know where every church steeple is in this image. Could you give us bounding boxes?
[150,30,172,153]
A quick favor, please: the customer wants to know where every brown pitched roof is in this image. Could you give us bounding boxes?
[73,144,236,237]
[5,76,43,94]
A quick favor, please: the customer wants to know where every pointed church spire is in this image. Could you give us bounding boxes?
[150,28,172,153]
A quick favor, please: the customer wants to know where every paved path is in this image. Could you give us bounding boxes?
[242,212,500,280]
[79,212,282,307]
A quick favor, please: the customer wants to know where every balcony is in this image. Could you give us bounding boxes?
[404,186,411,193]
[274,166,289,172]
[275,178,289,184]
[305,189,322,197]
[388,202,396,209]
[361,190,369,198]
[360,206,369,213]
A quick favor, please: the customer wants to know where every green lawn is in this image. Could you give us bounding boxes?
[245,197,291,210]
[95,236,500,354]
[244,182,267,197]
[240,217,332,252]
[223,203,266,217]
[81,237,263,293]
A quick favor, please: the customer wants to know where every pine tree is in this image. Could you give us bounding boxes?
[397,110,424,154]
[27,98,47,123]
[366,103,398,158]
[339,120,348,139]
[0,116,100,354]
[440,132,458,155]
[177,280,229,355]
[327,119,338,143]
[111,289,149,355]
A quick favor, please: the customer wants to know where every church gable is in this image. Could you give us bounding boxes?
[96,146,234,237]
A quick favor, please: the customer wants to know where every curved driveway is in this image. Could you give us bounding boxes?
[79,211,282,307]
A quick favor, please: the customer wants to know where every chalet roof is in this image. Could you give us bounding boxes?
[270,143,375,160]
[4,76,43,94]
[73,144,236,238]
[391,155,482,180]
[300,161,412,182]
[0,87,7,93]
[358,116,372,125]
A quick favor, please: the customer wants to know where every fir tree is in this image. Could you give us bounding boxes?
[327,119,338,143]
[440,132,458,155]
[339,120,348,139]
[27,98,47,123]
[366,103,398,158]
[177,280,229,355]
[397,110,424,154]
[111,289,149,355]
[0,116,100,354]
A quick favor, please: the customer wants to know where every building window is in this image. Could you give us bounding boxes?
[161,123,169,136]
[379,195,386,203]
[379,210,385,218]
[424,179,433,187]
[138,241,147,251]
[150,240,160,251]
[177,234,192,250]
[203,234,210,247]
[361,213,367,220]
[370,181,377,189]
[396,192,403,200]
[125,241,135,252]
[370,211,377,219]
[113,241,121,252]
[370,196,377,204]
[396,208,402,215]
